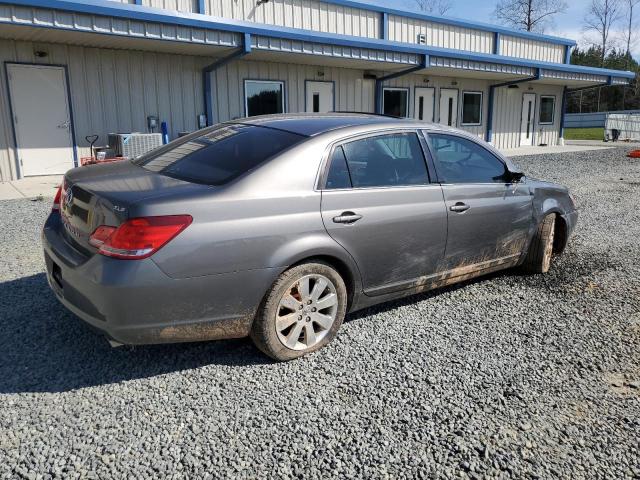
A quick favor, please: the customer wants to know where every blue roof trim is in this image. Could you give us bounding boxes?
[8,0,634,79]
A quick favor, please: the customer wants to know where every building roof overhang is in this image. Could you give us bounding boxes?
[1,0,635,85]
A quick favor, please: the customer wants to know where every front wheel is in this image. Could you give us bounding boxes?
[251,262,347,361]
[523,214,556,273]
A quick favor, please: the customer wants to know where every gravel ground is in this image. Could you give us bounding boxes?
[1,147,639,479]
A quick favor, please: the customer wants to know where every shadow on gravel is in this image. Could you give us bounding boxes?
[0,274,269,394]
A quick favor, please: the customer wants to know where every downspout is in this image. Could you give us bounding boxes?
[375,54,429,114]
[485,68,541,143]
[558,75,612,145]
[203,32,252,126]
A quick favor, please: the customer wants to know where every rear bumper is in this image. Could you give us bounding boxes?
[42,214,277,345]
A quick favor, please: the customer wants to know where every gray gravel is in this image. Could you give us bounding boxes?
[1,147,639,479]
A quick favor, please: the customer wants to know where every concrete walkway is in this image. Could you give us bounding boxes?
[501,143,616,157]
[0,175,62,200]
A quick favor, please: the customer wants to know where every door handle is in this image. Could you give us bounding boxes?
[333,211,363,224]
[449,202,470,213]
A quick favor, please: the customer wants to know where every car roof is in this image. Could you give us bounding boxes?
[237,113,407,137]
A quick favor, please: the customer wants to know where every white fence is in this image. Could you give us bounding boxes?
[605,114,640,141]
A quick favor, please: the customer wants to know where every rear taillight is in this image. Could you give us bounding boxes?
[89,215,192,260]
[52,185,62,212]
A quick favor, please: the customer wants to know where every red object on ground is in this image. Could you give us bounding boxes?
[628,150,640,158]
[80,156,127,166]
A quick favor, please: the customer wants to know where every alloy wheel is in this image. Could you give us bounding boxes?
[275,274,339,351]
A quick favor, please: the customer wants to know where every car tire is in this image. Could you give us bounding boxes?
[250,262,348,361]
[523,214,556,274]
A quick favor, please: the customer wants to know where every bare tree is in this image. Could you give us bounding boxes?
[584,0,624,65]
[623,0,640,69]
[411,0,454,16]
[493,0,568,33]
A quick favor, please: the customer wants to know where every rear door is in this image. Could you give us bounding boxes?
[424,132,533,270]
[7,63,75,176]
[320,131,447,295]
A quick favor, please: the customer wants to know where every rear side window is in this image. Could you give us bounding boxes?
[340,133,429,188]
[134,124,304,185]
[325,146,352,189]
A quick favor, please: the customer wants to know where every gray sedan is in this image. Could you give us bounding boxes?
[42,114,578,360]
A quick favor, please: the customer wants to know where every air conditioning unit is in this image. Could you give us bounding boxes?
[108,133,163,158]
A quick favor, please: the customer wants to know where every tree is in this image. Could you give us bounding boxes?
[568,47,640,112]
[584,0,624,66]
[410,0,454,16]
[623,0,640,70]
[492,0,568,33]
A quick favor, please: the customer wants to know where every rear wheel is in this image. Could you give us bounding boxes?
[251,262,347,361]
[523,214,556,273]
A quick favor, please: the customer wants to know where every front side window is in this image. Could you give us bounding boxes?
[539,96,555,124]
[245,80,284,117]
[461,92,482,126]
[383,88,409,118]
[337,132,429,188]
[135,124,304,185]
[428,133,507,184]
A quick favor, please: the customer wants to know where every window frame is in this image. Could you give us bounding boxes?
[538,95,556,125]
[382,87,410,118]
[243,79,286,118]
[460,91,483,127]
[317,129,435,191]
[422,131,511,185]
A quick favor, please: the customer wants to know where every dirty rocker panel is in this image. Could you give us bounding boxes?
[364,253,521,297]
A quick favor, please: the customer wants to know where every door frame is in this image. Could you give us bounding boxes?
[4,61,79,179]
[413,86,435,122]
[304,80,336,113]
[519,92,537,147]
[438,87,459,127]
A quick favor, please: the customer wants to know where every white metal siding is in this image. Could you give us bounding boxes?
[0,39,208,176]
[209,59,374,123]
[142,0,198,13]
[205,0,380,39]
[492,84,563,149]
[387,15,494,54]
[500,35,565,63]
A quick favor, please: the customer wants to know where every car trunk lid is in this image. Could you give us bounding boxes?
[59,160,202,255]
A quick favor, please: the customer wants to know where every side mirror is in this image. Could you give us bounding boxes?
[508,169,525,183]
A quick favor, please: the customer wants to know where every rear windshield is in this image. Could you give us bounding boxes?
[134,124,306,185]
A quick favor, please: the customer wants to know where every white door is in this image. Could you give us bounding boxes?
[7,64,75,176]
[439,89,458,127]
[414,87,435,122]
[305,81,334,113]
[520,93,536,147]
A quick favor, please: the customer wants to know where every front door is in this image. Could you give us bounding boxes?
[320,131,447,294]
[7,64,75,176]
[426,132,533,270]
[520,93,536,147]
[439,88,458,127]
[305,81,334,113]
[414,87,435,122]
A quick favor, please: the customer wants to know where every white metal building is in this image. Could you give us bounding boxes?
[0,0,634,180]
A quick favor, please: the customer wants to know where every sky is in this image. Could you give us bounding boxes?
[372,0,638,61]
